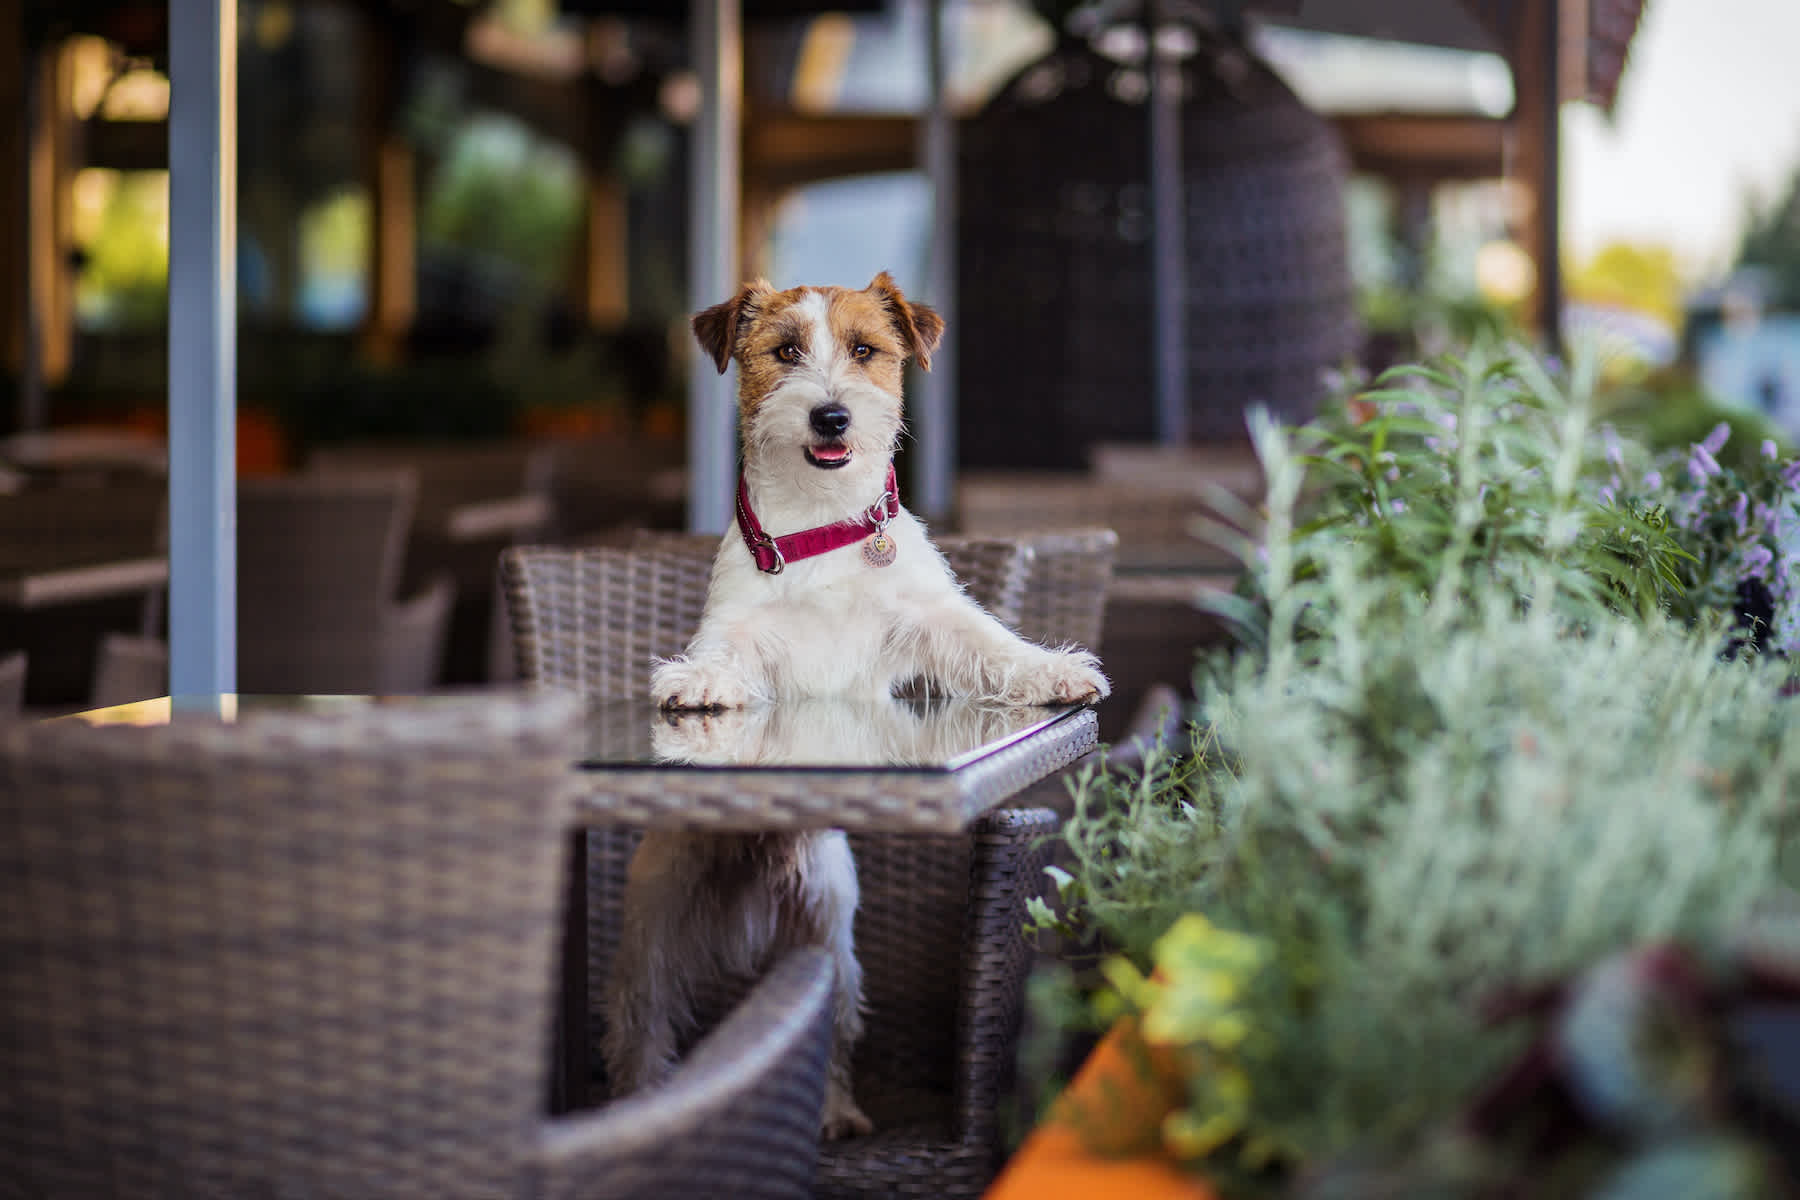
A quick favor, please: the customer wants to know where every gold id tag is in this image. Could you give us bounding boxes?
[862,531,897,568]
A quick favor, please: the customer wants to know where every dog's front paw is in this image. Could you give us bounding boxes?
[821,1086,874,1140]
[1007,649,1111,707]
[651,656,753,710]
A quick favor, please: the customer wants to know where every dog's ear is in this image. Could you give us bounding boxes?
[692,279,774,374]
[865,271,945,372]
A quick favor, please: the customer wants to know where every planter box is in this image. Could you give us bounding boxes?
[985,1020,1218,1200]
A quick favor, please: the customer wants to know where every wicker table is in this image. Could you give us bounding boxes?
[62,693,1098,1114]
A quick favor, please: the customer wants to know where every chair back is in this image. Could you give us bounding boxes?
[1014,527,1118,650]
[238,470,429,692]
[0,692,585,1199]
[0,651,23,719]
[957,473,1230,573]
[309,440,556,515]
[0,479,168,568]
[501,544,714,699]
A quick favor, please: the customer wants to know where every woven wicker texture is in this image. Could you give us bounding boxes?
[1012,528,1117,651]
[310,440,559,685]
[0,650,22,719]
[501,544,1072,1197]
[814,807,1060,1200]
[535,945,836,1200]
[1,694,579,1198]
[1,694,835,1200]
[957,38,1357,467]
[957,474,1237,573]
[237,470,456,694]
[502,543,715,700]
[0,478,167,569]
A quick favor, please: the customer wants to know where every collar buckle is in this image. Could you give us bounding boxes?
[750,532,785,575]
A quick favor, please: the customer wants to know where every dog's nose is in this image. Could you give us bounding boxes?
[809,403,851,439]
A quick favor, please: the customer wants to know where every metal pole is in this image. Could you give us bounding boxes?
[686,0,741,534]
[1147,1,1188,444]
[1538,0,1564,358]
[913,0,956,519]
[167,0,238,704]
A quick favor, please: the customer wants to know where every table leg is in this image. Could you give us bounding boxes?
[552,828,590,1113]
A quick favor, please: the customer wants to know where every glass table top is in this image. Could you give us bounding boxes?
[63,693,1087,774]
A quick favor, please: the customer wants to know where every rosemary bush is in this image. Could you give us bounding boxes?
[1034,355,1800,1191]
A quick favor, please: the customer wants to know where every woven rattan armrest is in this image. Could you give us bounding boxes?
[533,946,835,1200]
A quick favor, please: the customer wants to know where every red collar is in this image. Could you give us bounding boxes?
[735,463,900,575]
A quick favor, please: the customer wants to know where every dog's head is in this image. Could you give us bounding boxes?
[692,273,943,489]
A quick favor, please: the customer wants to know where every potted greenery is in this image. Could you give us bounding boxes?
[998,345,1800,1199]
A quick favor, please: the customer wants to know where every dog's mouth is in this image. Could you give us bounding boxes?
[804,443,853,470]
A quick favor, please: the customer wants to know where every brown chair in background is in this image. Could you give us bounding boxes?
[237,471,455,694]
[0,651,24,720]
[88,632,169,709]
[309,441,558,685]
[0,692,836,1200]
[499,542,1060,1199]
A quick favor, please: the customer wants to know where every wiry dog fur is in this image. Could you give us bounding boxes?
[604,273,1110,1139]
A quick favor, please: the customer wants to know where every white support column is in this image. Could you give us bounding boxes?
[914,0,956,520]
[167,0,238,704]
[686,0,742,534]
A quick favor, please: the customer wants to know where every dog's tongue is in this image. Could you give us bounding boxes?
[812,445,850,462]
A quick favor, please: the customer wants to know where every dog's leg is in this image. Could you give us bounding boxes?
[602,837,706,1095]
[791,832,873,1139]
[901,590,1110,706]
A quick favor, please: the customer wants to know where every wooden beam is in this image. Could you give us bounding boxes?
[1333,113,1509,182]
[573,174,628,328]
[26,38,75,400]
[359,14,413,364]
[1,0,23,383]
[741,109,917,193]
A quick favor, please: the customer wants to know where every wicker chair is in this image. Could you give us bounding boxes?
[237,470,455,693]
[499,542,1060,1199]
[88,632,169,708]
[0,650,23,720]
[309,440,558,684]
[0,692,836,1200]
[956,472,1238,574]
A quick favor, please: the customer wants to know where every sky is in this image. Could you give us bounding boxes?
[1563,0,1800,280]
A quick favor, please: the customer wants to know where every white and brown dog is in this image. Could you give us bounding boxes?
[603,273,1108,1137]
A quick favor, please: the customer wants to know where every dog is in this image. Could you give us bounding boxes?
[604,273,1109,1139]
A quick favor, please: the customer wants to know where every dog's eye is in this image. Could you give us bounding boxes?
[775,344,801,363]
[851,344,873,361]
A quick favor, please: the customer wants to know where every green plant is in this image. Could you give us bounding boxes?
[1210,343,1692,653]
[1032,395,1800,1195]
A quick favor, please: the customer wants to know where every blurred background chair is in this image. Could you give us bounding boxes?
[88,632,169,709]
[309,440,558,685]
[0,651,24,720]
[500,541,1060,1199]
[0,692,835,1200]
[237,470,455,693]
[0,478,169,708]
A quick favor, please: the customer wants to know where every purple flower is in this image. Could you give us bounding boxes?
[1390,499,1407,514]
[1702,422,1732,455]
[1784,461,1800,489]
[1733,492,1749,536]
[1434,411,1459,432]
[1643,470,1663,490]
[1598,484,1617,506]
[1743,543,1775,579]
[1603,425,1624,469]
[1764,439,1780,461]
[1689,445,1722,482]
